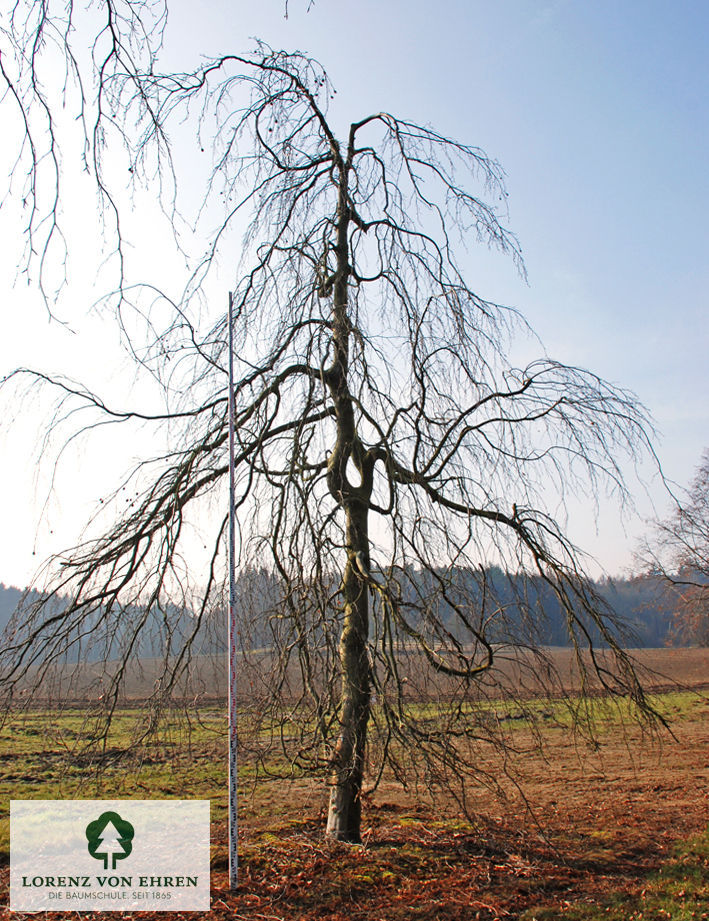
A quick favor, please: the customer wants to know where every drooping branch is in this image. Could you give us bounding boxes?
[0,35,665,832]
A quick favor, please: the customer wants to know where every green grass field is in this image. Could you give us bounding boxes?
[0,707,228,866]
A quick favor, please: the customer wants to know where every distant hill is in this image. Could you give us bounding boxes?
[0,584,24,633]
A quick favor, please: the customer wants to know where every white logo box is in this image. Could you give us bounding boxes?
[11,800,210,912]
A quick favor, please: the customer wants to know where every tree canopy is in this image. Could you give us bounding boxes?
[644,451,709,645]
[1,5,662,843]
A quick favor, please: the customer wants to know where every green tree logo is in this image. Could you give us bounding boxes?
[85,811,135,870]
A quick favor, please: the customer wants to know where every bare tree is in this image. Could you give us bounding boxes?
[643,451,709,645]
[2,6,661,842]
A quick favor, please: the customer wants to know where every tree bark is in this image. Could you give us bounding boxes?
[326,503,371,842]
[324,146,373,841]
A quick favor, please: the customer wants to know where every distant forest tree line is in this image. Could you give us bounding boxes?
[0,567,701,663]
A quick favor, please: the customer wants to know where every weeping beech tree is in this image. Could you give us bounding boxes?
[1,10,660,843]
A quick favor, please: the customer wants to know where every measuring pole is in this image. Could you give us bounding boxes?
[227,291,238,890]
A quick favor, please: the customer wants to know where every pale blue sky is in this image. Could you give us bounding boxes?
[0,0,707,584]
[170,0,709,475]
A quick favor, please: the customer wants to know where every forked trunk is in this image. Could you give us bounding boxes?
[326,505,371,842]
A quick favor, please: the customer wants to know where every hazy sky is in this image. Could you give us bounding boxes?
[0,0,707,586]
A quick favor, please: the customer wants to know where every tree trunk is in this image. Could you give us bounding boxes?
[326,503,371,842]
[325,149,372,841]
